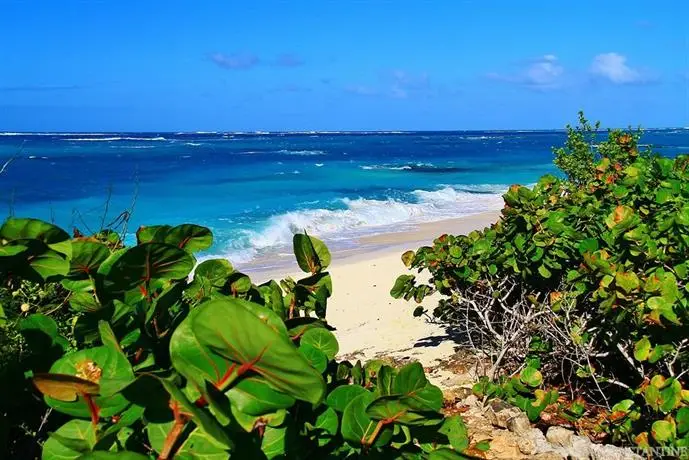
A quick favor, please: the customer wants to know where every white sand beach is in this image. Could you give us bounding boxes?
[250,210,501,387]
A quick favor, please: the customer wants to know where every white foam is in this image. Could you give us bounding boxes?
[218,186,504,264]
[277,149,326,156]
[64,136,167,142]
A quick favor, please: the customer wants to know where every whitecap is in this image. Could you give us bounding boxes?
[214,186,504,264]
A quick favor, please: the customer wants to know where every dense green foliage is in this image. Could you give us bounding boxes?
[0,219,480,459]
[393,116,689,452]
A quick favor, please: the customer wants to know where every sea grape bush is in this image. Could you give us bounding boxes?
[393,116,689,451]
[0,218,480,459]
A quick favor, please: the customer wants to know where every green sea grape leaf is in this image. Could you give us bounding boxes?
[428,448,467,459]
[261,424,290,459]
[293,233,331,274]
[677,407,689,434]
[615,271,640,293]
[78,453,149,460]
[300,327,339,360]
[520,367,544,387]
[634,337,651,362]
[19,313,68,353]
[651,420,676,443]
[0,217,71,257]
[341,391,393,448]
[326,385,367,412]
[377,365,395,396]
[392,362,444,412]
[312,406,339,443]
[42,419,97,459]
[156,375,234,449]
[68,241,110,278]
[135,225,171,245]
[439,415,470,452]
[169,306,234,390]
[366,396,443,426]
[192,298,326,405]
[43,346,134,418]
[162,224,213,252]
[103,243,195,294]
[225,376,296,416]
[299,343,328,373]
[175,427,231,460]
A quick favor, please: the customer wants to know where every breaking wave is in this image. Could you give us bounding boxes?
[218,186,504,263]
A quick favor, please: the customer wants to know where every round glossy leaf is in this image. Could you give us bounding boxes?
[135,225,171,245]
[194,259,233,285]
[299,343,328,373]
[293,234,331,274]
[366,395,443,426]
[519,367,544,387]
[68,241,110,278]
[163,224,213,252]
[225,376,296,416]
[169,306,235,390]
[326,384,367,412]
[45,346,134,418]
[192,298,326,405]
[634,337,651,362]
[438,415,470,452]
[651,420,676,443]
[42,419,97,460]
[103,243,195,293]
[301,327,339,360]
[341,391,393,448]
[175,427,231,460]
[79,453,149,460]
[0,217,71,257]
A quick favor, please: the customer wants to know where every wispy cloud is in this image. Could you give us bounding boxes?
[0,84,83,92]
[344,70,434,99]
[274,54,304,67]
[343,85,379,96]
[209,53,260,70]
[388,70,431,98]
[209,52,305,70]
[487,54,564,90]
[269,84,311,93]
[589,52,651,84]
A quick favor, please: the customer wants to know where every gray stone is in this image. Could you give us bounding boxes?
[589,443,643,460]
[506,413,532,437]
[545,426,574,448]
[486,399,525,429]
[568,435,593,460]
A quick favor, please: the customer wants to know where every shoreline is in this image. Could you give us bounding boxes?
[245,210,501,387]
[238,210,502,277]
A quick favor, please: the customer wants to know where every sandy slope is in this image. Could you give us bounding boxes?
[249,211,501,387]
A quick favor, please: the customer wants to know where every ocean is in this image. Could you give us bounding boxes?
[1,129,687,266]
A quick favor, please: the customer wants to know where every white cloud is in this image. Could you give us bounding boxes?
[589,53,644,84]
[487,54,564,90]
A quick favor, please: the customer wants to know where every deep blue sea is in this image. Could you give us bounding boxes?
[1,129,688,264]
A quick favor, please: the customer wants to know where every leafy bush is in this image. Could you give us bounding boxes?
[393,116,689,451]
[0,218,479,459]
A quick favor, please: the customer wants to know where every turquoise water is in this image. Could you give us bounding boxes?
[1,129,687,263]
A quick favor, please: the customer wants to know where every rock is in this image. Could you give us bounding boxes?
[589,443,643,460]
[531,454,565,460]
[517,436,537,455]
[568,435,593,460]
[506,413,532,437]
[487,399,525,429]
[546,426,574,448]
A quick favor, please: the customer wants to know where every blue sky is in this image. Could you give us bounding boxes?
[1,1,687,131]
